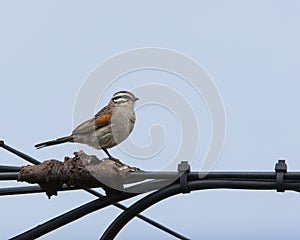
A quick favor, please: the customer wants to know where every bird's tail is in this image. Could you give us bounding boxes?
[35,136,73,149]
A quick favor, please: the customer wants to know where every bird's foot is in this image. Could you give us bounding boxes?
[108,156,121,163]
[101,148,121,163]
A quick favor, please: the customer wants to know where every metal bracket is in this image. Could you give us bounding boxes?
[177,161,191,194]
[275,160,287,192]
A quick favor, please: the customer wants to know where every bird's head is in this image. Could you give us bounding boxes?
[110,91,139,108]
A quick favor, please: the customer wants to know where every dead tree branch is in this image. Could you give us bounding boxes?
[17,151,140,198]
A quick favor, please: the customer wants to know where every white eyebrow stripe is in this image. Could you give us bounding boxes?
[113,96,130,103]
[113,92,134,99]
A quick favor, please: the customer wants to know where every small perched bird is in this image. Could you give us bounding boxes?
[35,91,139,160]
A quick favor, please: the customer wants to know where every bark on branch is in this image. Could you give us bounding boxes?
[17,151,140,198]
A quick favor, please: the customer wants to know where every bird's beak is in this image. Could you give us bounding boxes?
[133,97,139,101]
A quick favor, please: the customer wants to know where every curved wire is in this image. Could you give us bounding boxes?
[100,179,286,239]
[10,192,137,240]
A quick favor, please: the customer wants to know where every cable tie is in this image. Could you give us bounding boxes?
[177,161,191,194]
[275,160,287,192]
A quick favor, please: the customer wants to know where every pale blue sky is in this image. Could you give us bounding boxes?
[1,1,300,239]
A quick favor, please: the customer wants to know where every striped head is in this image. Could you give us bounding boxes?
[110,91,139,108]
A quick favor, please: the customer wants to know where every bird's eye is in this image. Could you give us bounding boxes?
[112,95,131,103]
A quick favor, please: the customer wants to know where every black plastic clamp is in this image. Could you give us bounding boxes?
[274,160,287,192]
[177,161,191,194]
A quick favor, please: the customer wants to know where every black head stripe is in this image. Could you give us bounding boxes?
[112,95,132,104]
[114,91,133,96]
[112,91,135,102]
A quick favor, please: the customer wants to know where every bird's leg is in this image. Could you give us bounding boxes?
[101,148,121,163]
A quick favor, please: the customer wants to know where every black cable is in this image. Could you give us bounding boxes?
[0,172,19,180]
[0,185,77,196]
[10,192,137,240]
[128,171,300,182]
[84,188,189,240]
[0,141,40,165]
[101,179,288,240]
[3,173,300,239]
[0,165,22,172]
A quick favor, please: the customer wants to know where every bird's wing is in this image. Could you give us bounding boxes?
[72,106,112,135]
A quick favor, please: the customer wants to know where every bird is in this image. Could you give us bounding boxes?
[35,90,139,160]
